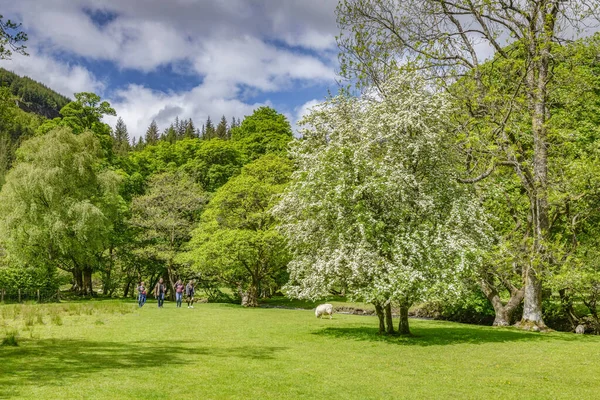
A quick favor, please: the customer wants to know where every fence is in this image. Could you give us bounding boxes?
[0,288,61,303]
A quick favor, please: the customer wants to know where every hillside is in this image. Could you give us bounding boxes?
[0,68,71,119]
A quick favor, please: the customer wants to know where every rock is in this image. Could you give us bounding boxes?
[575,324,585,334]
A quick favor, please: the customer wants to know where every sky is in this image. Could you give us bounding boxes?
[2,0,340,138]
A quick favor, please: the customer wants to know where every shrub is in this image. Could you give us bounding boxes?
[414,288,495,325]
[1,330,19,346]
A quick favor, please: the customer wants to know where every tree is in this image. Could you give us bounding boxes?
[37,92,116,156]
[215,115,228,139]
[275,73,488,334]
[112,117,130,156]
[231,107,293,160]
[229,116,238,137]
[163,125,177,144]
[180,139,245,192]
[0,15,28,59]
[131,171,206,296]
[127,138,245,192]
[184,119,196,139]
[336,0,600,331]
[204,116,216,140]
[185,155,293,306]
[0,128,123,295]
[145,120,159,145]
[0,87,17,187]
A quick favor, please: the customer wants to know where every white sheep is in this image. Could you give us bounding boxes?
[315,303,334,319]
[575,324,585,334]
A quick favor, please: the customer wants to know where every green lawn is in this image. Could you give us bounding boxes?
[1,300,599,399]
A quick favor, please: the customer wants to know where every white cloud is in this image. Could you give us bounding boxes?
[2,50,104,97]
[292,99,322,136]
[194,36,336,92]
[3,0,339,138]
[105,83,263,139]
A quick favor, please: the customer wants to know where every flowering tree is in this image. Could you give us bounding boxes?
[275,73,489,334]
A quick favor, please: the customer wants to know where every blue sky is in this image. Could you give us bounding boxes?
[2,0,340,138]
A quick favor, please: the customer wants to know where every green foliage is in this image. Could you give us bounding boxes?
[131,171,206,284]
[0,128,123,281]
[0,68,70,118]
[419,288,496,326]
[231,107,293,160]
[112,117,130,157]
[184,155,293,305]
[1,330,18,347]
[128,138,245,192]
[37,92,116,157]
[0,15,28,59]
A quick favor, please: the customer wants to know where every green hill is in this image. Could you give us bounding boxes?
[0,68,71,119]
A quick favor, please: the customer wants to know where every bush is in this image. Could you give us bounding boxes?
[414,288,495,325]
[1,330,19,346]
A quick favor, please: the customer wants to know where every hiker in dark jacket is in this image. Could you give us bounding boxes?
[154,278,167,308]
[186,280,195,309]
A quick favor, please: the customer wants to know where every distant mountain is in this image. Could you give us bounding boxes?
[0,68,71,119]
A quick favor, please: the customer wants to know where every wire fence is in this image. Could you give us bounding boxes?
[0,288,61,303]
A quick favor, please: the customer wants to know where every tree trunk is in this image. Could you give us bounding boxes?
[519,265,547,330]
[73,267,83,294]
[374,303,385,334]
[83,268,93,296]
[518,22,553,331]
[480,278,525,327]
[384,302,394,334]
[123,279,131,298]
[398,304,410,335]
[241,282,258,307]
[559,289,579,330]
[166,264,176,301]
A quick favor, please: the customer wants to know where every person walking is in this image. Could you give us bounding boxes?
[186,280,195,309]
[154,278,167,308]
[137,281,147,308]
[174,279,184,308]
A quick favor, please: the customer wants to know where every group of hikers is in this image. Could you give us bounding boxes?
[136,278,196,308]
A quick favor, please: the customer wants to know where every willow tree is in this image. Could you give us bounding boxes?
[275,73,489,335]
[0,128,123,295]
[337,0,600,330]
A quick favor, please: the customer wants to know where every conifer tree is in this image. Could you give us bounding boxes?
[164,125,177,144]
[205,116,215,140]
[184,118,196,139]
[215,115,228,139]
[145,120,159,145]
[112,117,130,156]
[135,136,145,151]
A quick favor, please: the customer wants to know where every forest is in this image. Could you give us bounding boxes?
[1,2,600,339]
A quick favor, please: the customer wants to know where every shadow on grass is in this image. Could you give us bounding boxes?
[312,323,589,346]
[0,339,287,398]
[259,295,358,309]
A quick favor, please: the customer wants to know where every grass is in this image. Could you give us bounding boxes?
[260,294,375,311]
[0,300,599,399]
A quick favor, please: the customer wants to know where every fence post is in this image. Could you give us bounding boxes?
[18,289,21,303]
[1,288,3,303]
[57,289,60,302]
[37,289,40,303]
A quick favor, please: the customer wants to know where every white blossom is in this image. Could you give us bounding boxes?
[274,72,492,306]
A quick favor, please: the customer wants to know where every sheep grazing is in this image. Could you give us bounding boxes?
[315,304,334,319]
[575,324,585,334]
